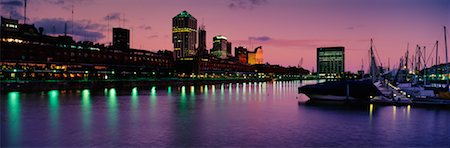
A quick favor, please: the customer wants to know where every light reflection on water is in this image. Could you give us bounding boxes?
[1,80,449,147]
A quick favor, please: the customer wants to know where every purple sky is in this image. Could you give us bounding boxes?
[1,0,449,72]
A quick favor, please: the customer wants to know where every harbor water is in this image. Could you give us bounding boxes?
[1,80,449,147]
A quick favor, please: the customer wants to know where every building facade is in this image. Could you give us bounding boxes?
[112,27,130,49]
[317,47,345,78]
[172,11,197,60]
[211,35,228,59]
[248,46,263,65]
[235,46,248,64]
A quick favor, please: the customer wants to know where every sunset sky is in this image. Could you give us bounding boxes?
[1,0,449,72]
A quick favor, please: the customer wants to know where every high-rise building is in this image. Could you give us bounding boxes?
[227,42,232,57]
[235,46,248,64]
[211,35,228,59]
[198,25,207,56]
[317,47,345,78]
[112,27,130,49]
[172,11,197,60]
[248,46,263,65]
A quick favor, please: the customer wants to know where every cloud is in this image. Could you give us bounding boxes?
[0,0,23,6]
[33,18,105,41]
[228,0,268,10]
[104,13,120,21]
[0,0,24,20]
[43,0,92,10]
[232,38,362,49]
[345,24,366,30]
[138,25,152,30]
[249,36,272,42]
[103,12,128,23]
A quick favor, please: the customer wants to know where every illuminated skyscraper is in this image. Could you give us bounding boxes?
[211,35,228,59]
[172,11,197,60]
[112,27,130,49]
[317,47,345,78]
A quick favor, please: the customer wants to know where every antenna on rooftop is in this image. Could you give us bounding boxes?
[71,0,74,35]
[122,13,125,27]
[107,14,110,45]
[23,0,27,24]
[64,22,67,36]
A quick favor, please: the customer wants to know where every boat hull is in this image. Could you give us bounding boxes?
[299,80,382,102]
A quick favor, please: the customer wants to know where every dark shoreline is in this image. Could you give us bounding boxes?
[1,78,281,93]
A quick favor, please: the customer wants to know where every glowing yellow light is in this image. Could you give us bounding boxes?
[172,27,195,33]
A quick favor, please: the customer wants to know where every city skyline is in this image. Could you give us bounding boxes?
[1,0,449,72]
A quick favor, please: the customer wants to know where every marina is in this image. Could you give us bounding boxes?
[1,0,449,147]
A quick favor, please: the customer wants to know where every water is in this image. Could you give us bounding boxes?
[1,80,449,147]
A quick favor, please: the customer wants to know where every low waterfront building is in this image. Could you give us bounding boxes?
[248,46,263,65]
[317,47,345,78]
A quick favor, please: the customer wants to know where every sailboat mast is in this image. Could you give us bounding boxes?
[370,38,375,83]
[436,41,439,66]
[423,46,427,85]
[444,26,449,91]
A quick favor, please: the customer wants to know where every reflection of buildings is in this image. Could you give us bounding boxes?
[211,35,229,59]
[248,46,263,65]
[172,11,197,60]
[112,28,130,49]
[317,47,345,78]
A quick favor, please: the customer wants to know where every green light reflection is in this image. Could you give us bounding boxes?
[48,90,60,140]
[167,86,172,95]
[131,87,139,111]
[179,86,187,112]
[108,88,118,130]
[81,89,91,134]
[204,85,208,97]
[150,86,157,108]
[7,92,21,145]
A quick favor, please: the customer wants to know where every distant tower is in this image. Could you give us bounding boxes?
[172,11,197,60]
[198,25,207,55]
[112,27,130,49]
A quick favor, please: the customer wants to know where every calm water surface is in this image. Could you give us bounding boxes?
[1,80,449,147]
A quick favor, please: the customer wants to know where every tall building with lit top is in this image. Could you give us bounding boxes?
[172,11,197,60]
[112,27,130,49]
[317,47,345,78]
[211,35,228,59]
